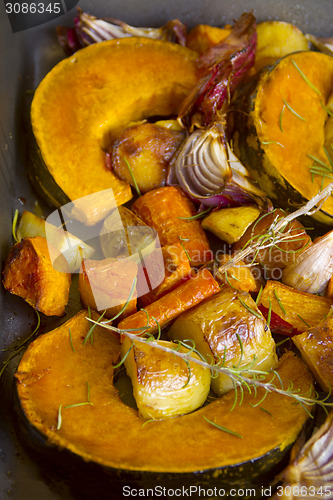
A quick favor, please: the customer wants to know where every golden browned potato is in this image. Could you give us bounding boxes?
[292,316,333,392]
[121,337,211,419]
[168,285,277,396]
[255,21,309,71]
[201,205,261,244]
[2,236,71,316]
[110,121,185,193]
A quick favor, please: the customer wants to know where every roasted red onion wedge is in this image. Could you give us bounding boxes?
[178,12,257,130]
[57,8,187,55]
[168,124,270,209]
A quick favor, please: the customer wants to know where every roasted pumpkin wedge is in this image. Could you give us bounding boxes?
[15,310,313,495]
[30,38,199,223]
[233,51,333,224]
[2,236,71,316]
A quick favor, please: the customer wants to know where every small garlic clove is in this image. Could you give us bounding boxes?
[282,230,333,294]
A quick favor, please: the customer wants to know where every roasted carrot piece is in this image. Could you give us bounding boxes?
[79,257,138,320]
[257,280,332,335]
[2,236,71,316]
[131,186,213,266]
[118,268,220,335]
[217,254,261,292]
[139,243,192,307]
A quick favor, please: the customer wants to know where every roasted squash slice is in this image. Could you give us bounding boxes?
[30,38,199,223]
[233,51,333,224]
[2,236,71,316]
[15,310,312,495]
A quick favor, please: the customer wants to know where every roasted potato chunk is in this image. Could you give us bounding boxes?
[168,286,277,396]
[2,236,71,316]
[201,205,261,244]
[121,337,211,419]
[110,122,185,193]
[257,280,332,335]
[255,21,309,71]
[293,316,333,392]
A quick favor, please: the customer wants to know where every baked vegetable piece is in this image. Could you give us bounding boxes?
[15,309,313,491]
[30,37,199,223]
[17,210,95,272]
[254,21,309,71]
[2,236,71,316]
[121,337,211,419]
[79,257,138,320]
[257,280,333,335]
[110,121,185,193]
[216,254,261,292]
[186,24,231,53]
[292,316,333,392]
[132,186,213,266]
[139,243,192,307]
[100,206,157,260]
[118,269,220,335]
[233,209,311,279]
[168,285,277,396]
[201,205,261,244]
[233,51,333,224]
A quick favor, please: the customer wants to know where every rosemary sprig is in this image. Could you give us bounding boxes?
[103,277,137,324]
[237,297,263,319]
[218,182,333,275]
[12,209,19,243]
[279,104,285,132]
[69,328,75,352]
[88,317,333,414]
[291,59,321,96]
[178,239,191,262]
[123,158,141,196]
[57,382,93,430]
[273,289,286,316]
[297,314,310,327]
[267,298,272,328]
[203,416,243,438]
[178,207,212,220]
[261,141,284,148]
[83,309,106,345]
[282,99,306,122]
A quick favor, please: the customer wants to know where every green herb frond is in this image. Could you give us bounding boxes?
[87,314,333,414]
[178,207,212,221]
[123,158,141,196]
[12,209,19,243]
[218,183,333,275]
